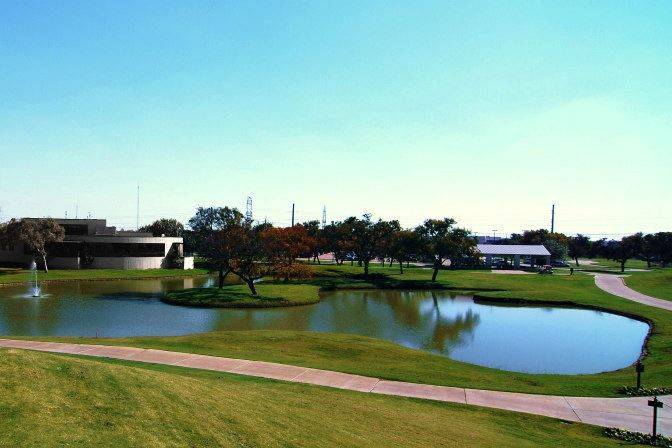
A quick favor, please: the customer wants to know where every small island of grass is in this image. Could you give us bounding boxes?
[162,283,320,308]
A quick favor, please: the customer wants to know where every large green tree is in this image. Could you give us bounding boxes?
[609,233,644,273]
[188,207,242,288]
[568,234,591,266]
[0,218,65,273]
[140,218,184,237]
[343,214,389,279]
[389,229,423,274]
[415,218,476,282]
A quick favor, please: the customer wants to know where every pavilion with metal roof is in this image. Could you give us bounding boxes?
[476,244,551,269]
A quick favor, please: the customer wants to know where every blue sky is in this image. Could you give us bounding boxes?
[1,1,670,236]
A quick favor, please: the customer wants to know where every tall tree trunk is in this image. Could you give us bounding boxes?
[399,261,403,274]
[42,254,49,274]
[218,269,227,288]
[364,260,369,279]
[389,259,393,268]
[431,262,439,282]
[575,257,579,267]
[647,259,651,268]
[620,260,626,273]
[245,278,258,295]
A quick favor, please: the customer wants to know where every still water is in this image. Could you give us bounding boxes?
[0,277,649,374]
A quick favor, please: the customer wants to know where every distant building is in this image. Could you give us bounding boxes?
[476,244,551,269]
[475,235,503,244]
[0,218,193,270]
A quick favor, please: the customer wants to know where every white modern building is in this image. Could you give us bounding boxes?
[0,218,194,270]
[476,244,551,269]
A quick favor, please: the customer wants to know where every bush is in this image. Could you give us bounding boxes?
[618,386,672,396]
[271,262,314,281]
[604,428,672,447]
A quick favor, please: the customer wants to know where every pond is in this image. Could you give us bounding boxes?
[0,277,649,374]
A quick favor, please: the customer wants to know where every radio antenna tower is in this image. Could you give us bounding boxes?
[136,184,140,230]
[245,196,253,221]
[321,206,327,228]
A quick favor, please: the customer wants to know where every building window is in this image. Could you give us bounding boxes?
[60,224,89,236]
[88,243,166,257]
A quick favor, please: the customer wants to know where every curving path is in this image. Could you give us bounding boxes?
[595,274,672,312]
[1,338,670,436]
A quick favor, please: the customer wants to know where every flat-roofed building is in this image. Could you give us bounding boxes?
[476,244,551,269]
[0,218,193,270]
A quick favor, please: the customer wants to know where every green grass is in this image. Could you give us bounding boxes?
[0,267,208,285]
[562,257,652,274]
[30,264,672,398]
[0,348,630,447]
[625,270,672,301]
[162,283,320,307]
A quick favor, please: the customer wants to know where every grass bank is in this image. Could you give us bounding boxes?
[0,267,208,286]
[0,348,628,447]
[162,283,320,307]
[625,270,672,301]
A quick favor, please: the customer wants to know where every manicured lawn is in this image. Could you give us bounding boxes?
[0,348,626,447]
[0,267,208,285]
[34,264,672,397]
[162,283,320,307]
[625,270,672,301]
[562,257,653,273]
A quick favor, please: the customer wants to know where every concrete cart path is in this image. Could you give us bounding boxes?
[595,274,672,312]
[1,338,670,436]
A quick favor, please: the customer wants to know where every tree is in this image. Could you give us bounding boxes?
[588,238,607,258]
[416,218,476,282]
[262,226,314,281]
[300,220,324,264]
[610,233,643,273]
[322,221,353,265]
[655,232,672,267]
[140,218,184,237]
[641,234,657,268]
[375,220,400,266]
[343,215,389,279]
[189,206,272,294]
[568,234,591,266]
[188,207,243,288]
[0,218,65,273]
[389,229,422,274]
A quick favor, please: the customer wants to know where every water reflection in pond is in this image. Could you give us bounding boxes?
[0,278,649,374]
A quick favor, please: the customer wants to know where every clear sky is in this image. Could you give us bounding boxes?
[1,1,670,237]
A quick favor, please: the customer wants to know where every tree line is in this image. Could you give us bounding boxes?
[187,207,478,294]
[1,213,670,283]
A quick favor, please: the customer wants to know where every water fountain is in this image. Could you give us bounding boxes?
[29,259,41,298]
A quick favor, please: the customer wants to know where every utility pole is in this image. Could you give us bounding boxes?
[321,206,327,228]
[551,204,555,233]
[291,203,295,227]
[75,204,78,219]
[245,196,253,221]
